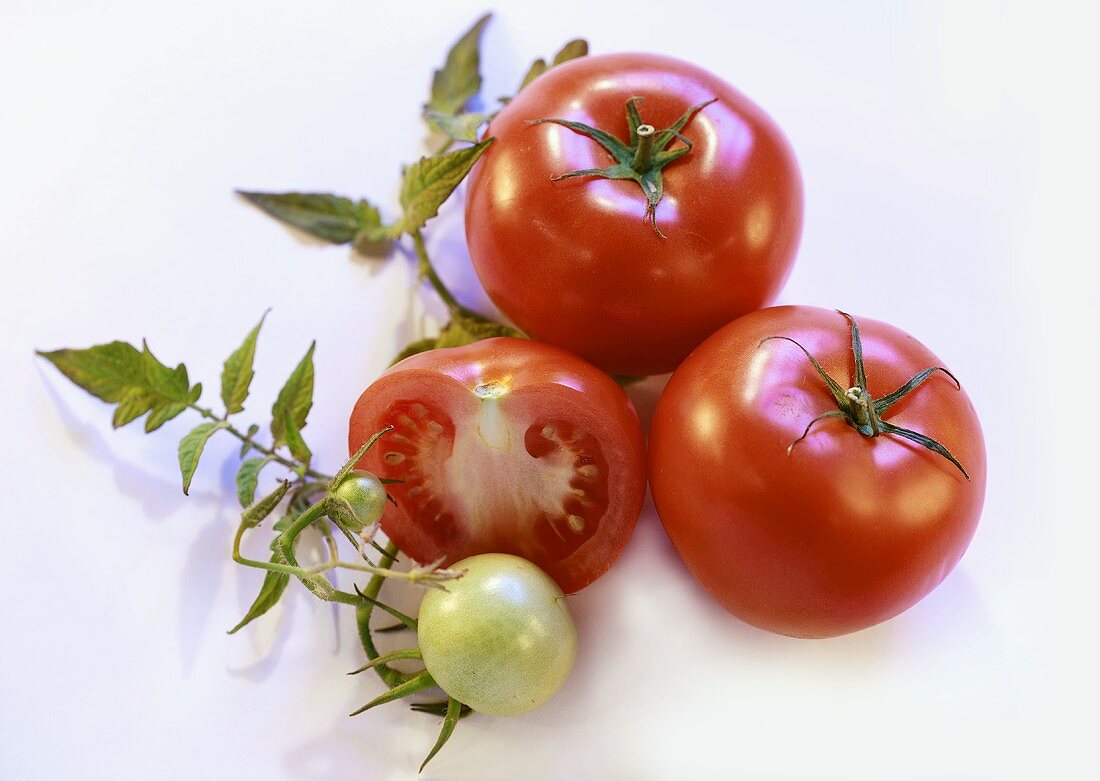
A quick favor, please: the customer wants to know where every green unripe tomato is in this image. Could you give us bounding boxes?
[417,553,577,717]
[332,470,387,528]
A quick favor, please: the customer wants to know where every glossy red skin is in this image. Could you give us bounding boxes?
[649,307,986,638]
[465,53,803,376]
[348,338,646,593]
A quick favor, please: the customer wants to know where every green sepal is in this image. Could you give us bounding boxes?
[347,648,423,676]
[419,697,466,772]
[349,670,437,717]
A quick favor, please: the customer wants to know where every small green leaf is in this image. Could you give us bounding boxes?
[237,192,386,245]
[518,58,548,90]
[424,110,492,143]
[144,401,190,433]
[516,38,588,93]
[438,312,523,348]
[282,411,312,465]
[178,421,227,495]
[221,313,266,415]
[236,457,271,507]
[393,140,493,236]
[272,513,297,533]
[270,343,315,446]
[239,423,260,457]
[228,551,291,634]
[243,479,290,528]
[613,374,647,387]
[552,38,588,66]
[426,13,491,117]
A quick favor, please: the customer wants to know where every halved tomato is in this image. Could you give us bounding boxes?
[347,338,646,592]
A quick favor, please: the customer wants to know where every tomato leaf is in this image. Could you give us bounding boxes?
[221,313,266,415]
[392,140,493,236]
[515,38,589,94]
[237,191,388,245]
[270,342,315,446]
[239,423,260,457]
[236,456,271,507]
[243,479,290,528]
[282,410,312,466]
[424,110,492,143]
[228,550,291,634]
[426,13,491,117]
[178,421,227,495]
[37,341,202,432]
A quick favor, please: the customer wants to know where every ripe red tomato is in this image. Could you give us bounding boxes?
[465,53,803,376]
[649,306,986,638]
[348,338,646,593]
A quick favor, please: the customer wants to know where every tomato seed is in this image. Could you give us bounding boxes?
[384,452,405,464]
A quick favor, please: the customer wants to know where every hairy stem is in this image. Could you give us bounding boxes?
[411,229,473,319]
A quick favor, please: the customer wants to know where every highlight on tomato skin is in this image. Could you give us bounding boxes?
[465,52,804,376]
[648,306,987,638]
[347,337,647,593]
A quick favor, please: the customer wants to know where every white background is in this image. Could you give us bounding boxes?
[2,1,1097,779]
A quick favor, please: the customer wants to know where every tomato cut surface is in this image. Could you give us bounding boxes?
[348,338,646,592]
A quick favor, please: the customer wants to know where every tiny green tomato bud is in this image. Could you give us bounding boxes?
[333,470,387,527]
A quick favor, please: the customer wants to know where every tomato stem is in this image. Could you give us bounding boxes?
[759,311,971,478]
[630,124,656,171]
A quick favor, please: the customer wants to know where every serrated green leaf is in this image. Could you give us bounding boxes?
[141,342,191,402]
[38,341,199,431]
[221,313,266,415]
[424,110,492,143]
[282,411,312,465]
[178,421,227,495]
[427,13,491,117]
[270,343,315,446]
[228,551,290,634]
[236,457,270,507]
[237,191,386,245]
[394,140,493,235]
[272,513,297,533]
[239,423,260,457]
[243,480,290,528]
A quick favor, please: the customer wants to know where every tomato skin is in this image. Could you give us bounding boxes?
[649,306,986,638]
[418,553,577,717]
[348,338,646,593]
[465,52,803,376]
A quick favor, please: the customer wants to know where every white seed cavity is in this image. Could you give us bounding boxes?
[578,465,598,478]
[567,515,586,533]
[474,381,506,399]
[384,452,405,464]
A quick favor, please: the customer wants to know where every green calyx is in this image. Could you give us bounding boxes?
[528,96,718,238]
[760,311,971,479]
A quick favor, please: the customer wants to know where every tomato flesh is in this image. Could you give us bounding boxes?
[348,338,646,592]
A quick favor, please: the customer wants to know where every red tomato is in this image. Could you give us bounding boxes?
[465,53,803,376]
[649,307,986,638]
[348,338,646,593]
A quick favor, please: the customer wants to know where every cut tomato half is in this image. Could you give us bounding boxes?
[348,338,646,592]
